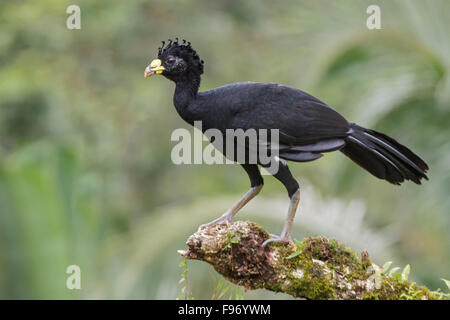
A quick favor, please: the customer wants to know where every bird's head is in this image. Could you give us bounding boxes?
[144,38,204,82]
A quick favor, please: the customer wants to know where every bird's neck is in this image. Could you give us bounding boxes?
[173,73,201,122]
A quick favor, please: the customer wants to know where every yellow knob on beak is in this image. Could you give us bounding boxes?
[144,59,165,77]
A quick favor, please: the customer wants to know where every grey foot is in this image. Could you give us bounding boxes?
[199,214,232,229]
[262,234,293,247]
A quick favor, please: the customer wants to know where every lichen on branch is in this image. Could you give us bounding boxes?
[178,220,441,300]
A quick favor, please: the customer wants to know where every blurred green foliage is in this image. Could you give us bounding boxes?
[0,0,449,299]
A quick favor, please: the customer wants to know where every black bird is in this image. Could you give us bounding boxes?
[145,39,429,246]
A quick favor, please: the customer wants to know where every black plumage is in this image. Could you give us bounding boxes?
[145,40,429,245]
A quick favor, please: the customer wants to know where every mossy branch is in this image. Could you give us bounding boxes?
[178,220,442,300]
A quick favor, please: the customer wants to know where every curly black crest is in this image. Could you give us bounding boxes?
[158,38,204,74]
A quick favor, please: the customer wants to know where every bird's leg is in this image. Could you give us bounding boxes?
[200,185,263,227]
[200,164,264,228]
[262,188,300,246]
[261,162,300,247]
[280,188,300,239]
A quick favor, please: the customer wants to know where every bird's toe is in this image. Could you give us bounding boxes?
[262,235,293,247]
[199,214,232,229]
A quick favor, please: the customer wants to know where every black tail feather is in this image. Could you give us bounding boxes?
[341,124,429,185]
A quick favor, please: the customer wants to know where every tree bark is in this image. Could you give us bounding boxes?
[178,220,440,300]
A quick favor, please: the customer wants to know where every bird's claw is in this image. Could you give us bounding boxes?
[199,214,232,229]
[262,234,292,247]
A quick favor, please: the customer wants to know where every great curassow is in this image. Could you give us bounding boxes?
[144,39,429,246]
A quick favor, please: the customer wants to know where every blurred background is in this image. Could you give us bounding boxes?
[0,0,449,299]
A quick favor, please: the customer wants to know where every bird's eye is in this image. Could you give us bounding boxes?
[167,58,176,65]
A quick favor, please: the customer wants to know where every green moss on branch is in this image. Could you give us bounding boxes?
[179,220,441,300]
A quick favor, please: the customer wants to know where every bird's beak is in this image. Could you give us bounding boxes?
[144,59,165,77]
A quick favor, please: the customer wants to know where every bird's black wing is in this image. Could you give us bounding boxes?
[222,83,351,161]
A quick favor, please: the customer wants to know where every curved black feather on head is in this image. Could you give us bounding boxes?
[157,40,165,56]
[157,38,204,75]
